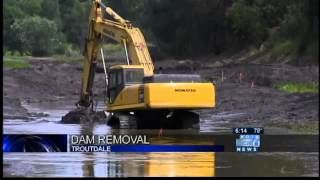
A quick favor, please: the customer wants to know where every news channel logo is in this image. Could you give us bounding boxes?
[236,134,261,152]
[3,135,67,152]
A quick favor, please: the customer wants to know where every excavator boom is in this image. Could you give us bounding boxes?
[78,0,154,107]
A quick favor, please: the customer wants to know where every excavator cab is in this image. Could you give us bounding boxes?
[107,65,144,103]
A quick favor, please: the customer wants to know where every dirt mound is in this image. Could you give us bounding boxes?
[211,83,319,125]
[3,59,107,102]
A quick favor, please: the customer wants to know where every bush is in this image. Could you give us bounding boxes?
[13,51,23,56]
[271,40,297,57]
[10,16,64,56]
[64,44,81,57]
[226,0,268,46]
[104,44,123,54]
[4,50,13,56]
[3,59,32,69]
[304,40,319,62]
[274,81,319,93]
[279,3,307,40]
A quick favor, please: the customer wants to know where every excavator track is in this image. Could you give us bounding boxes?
[107,110,200,129]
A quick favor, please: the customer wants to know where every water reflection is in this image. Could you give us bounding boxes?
[78,152,215,177]
[77,122,216,177]
[3,101,318,177]
[82,153,95,177]
[145,153,215,177]
[5,151,318,177]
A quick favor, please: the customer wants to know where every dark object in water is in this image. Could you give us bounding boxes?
[61,109,106,124]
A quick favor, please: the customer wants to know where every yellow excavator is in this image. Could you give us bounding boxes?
[76,0,215,128]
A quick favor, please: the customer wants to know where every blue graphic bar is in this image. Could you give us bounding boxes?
[70,145,224,152]
[111,145,224,152]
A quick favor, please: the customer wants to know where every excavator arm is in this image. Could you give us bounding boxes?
[72,0,215,129]
[77,0,154,108]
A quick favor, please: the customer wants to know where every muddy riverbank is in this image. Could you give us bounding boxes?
[3,57,319,132]
[3,57,319,177]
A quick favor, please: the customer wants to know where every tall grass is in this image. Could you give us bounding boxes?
[274,81,319,93]
[271,40,297,57]
[3,58,32,68]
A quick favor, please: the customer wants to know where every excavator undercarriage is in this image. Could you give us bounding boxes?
[108,110,200,129]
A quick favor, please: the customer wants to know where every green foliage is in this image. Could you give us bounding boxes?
[274,81,319,93]
[63,44,81,57]
[3,59,32,69]
[2,0,319,61]
[10,16,64,56]
[3,0,89,56]
[279,1,307,39]
[59,0,90,48]
[53,55,83,64]
[41,0,63,30]
[248,46,259,55]
[226,0,267,45]
[303,40,319,63]
[114,0,236,57]
[271,40,298,57]
[41,0,60,20]
[104,44,123,53]
[3,1,26,52]
[18,0,43,16]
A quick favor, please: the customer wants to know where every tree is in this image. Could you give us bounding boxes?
[41,0,62,30]
[17,0,43,16]
[226,0,267,46]
[3,1,26,52]
[59,0,90,49]
[3,0,318,60]
[10,16,63,56]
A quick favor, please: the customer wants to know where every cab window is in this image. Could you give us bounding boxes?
[109,72,117,88]
[108,69,124,104]
[117,71,123,85]
[125,70,144,84]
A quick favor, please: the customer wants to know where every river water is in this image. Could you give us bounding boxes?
[3,100,319,177]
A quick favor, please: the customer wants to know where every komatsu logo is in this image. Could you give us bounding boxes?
[174,89,196,92]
